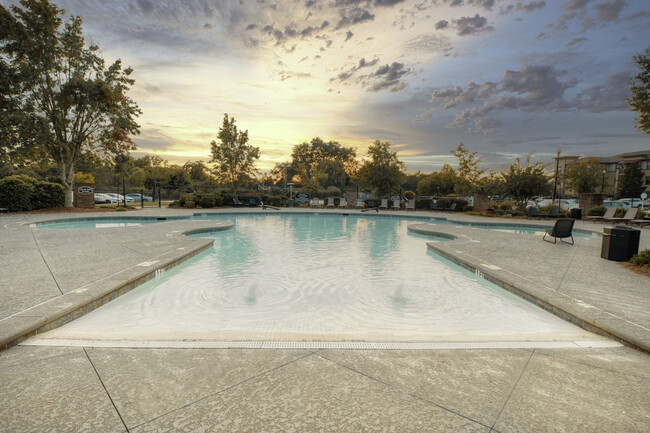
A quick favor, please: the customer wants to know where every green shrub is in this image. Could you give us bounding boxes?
[587,205,606,216]
[264,195,288,207]
[436,197,468,211]
[630,249,650,267]
[199,195,216,208]
[614,208,625,218]
[0,175,61,211]
[34,181,64,209]
[403,190,415,200]
[0,175,37,211]
[415,198,432,210]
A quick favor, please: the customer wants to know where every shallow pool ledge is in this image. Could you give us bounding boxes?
[409,223,649,353]
[0,221,233,351]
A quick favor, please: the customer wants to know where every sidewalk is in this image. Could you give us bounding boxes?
[1,208,648,432]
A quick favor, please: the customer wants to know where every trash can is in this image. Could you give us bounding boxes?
[601,226,641,261]
[570,208,582,219]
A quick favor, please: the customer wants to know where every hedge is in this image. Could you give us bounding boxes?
[0,175,64,211]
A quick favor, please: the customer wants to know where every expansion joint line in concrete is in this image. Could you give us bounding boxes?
[489,349,535,432]
[314,352,491,430]
[128,351,314,431]
[83,348,130,432]
[30,230,64,296]
[93,227,151,257]
[553,241,580,292]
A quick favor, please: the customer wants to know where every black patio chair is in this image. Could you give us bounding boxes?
[543,218,575,245]
[527,207,539,218]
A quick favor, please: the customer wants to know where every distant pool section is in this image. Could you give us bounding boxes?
[29,215,188,229]
[35,213,597,344]
[29,211,598,238]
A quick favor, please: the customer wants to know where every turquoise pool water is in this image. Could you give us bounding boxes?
[39,213,593,343]
[31,217,164,229]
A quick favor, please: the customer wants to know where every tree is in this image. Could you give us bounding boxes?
[618,163,644,198]
[357,140,405,198]
[210,114,260,191]
[290,137,357,186]
[497,153,550,208]
[0,0,141,207]
[563,158,602,194]
[452,143,486,196]
[416,164,457,197]
[183,161,211,184]
[626,47,650,134]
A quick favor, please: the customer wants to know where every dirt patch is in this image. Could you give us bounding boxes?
[621,262,650,278]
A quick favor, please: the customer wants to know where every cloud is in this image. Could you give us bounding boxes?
[453,14,494,36]
[330,59,410,92]
[425,64,579,132]
[435,20,449,30]
[566,36,587,46]
[593,0,626,21]
[335,8,375,29]
[442,0,496,10]
[364,62,412,92]
[516,1,547,12]
[575,71,630,112]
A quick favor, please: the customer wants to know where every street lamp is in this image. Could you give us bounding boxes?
[552,147,561,207]
[601,169,606,193]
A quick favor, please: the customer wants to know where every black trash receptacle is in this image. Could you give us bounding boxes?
[601,226,641,261]
[570,208,582,219]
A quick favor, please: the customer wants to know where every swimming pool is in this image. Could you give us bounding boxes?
[34,213,597,345]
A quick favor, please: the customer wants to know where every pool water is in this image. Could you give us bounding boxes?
[38,214,594,343]
[31,218,161,229]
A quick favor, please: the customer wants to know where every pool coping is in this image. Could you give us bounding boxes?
[0,222,233,351]
[408,223,649,353]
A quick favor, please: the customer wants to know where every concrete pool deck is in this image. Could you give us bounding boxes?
[1,207,649,432]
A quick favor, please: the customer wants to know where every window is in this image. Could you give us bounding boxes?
[641,160,648,170]
[607,163,616,172]
[646,176,650,185]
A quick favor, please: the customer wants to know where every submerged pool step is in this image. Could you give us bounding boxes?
[21,338,622,350]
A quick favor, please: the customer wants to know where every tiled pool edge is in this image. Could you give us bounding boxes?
[411,225,649,353]
[0,223,233,352]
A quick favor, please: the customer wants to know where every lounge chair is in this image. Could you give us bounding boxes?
[391,199,400,210]
[249,198,258,207]
[585,207,616,223]
[605,207,638,224]
[232,197,243,207]
[356,198,364,208]
[311,197,320,208]
[543,218,575,245]
[406,199,415,211]
[338,198,347,208]
[326,197,335,208]
[379,199,388,210]
[429,201,437,211]
[628,218,650,227]
[448,203,457,212]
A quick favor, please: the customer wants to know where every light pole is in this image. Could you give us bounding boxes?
[601,169,606,193]
[552,147,561,208]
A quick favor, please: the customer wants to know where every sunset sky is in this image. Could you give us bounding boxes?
[6,0,650,172]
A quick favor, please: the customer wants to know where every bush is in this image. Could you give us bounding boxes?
[34,181,64,209]
[630,249,650,267]
[588,205,606,216]
[436,197,468,211]
[199,195,216,208]
[415,198,432,210]
[403,190,415,200]
[264,195,288,207]
[73,171,95,184]
[0,175,63,211]
[0,175,37,211]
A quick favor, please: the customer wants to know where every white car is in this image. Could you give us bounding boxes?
[535,199,578,210]
[616,198,644,209]
[95,193,117,204]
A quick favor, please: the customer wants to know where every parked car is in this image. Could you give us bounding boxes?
[535,199,578,210]
[617,198,643,209]
[104,193,134,203]
[126,193,153,202]
[94,193,117,204]
[603,200,626,209]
